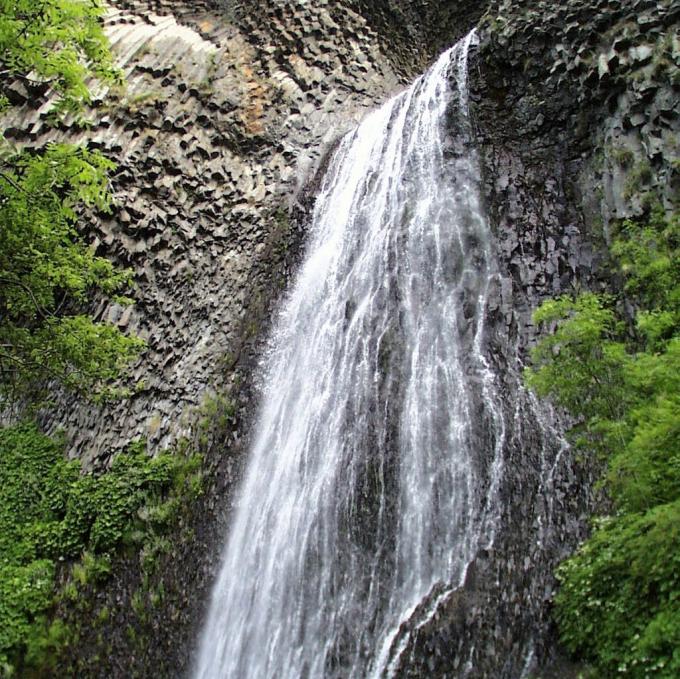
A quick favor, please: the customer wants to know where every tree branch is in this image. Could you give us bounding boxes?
[0,276,53,322]
[0,171,23,193]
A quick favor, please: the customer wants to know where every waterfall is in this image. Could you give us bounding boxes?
[195,31,513,678]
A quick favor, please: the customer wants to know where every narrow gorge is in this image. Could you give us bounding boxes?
[0,1,677,678]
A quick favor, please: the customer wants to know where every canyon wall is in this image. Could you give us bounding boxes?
[3,0,419,464]
[395,1,678,675]
[3,0,677,676]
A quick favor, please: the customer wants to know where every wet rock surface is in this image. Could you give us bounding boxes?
[3,0,677,676]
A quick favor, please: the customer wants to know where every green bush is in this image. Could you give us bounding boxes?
[555,503,680,678]
[1,2,140,406]
[526,206,680,676]
[0,423,202,675]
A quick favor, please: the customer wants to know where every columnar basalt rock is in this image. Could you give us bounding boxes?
[0,2,491,675]
[2,0,416,464]
[392,1,678,676]
[476,0,678,236]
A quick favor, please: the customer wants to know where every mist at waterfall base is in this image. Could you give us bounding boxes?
[194,32,580,679]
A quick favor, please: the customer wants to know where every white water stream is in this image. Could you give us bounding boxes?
[195,31,511,679]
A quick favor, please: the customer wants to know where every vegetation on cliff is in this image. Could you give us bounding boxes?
[527,206,679,677]
[0,0,141,405]
[0,143,144,405]
[0,3,206,675]
[0,424,202,676]
[0,0,119,116]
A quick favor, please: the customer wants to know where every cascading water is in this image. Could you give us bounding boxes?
[195,31,554,678]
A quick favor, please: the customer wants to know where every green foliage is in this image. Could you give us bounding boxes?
[527,293,627,425]
[526,207,680,676]
[0,144,144,403]
[611,146,634,169]
[612,208,680,322]
[623,161,654,200]
[0,3,141,405]
[0,0,120,117]
[555,503,680,678]
[0,423,203,675]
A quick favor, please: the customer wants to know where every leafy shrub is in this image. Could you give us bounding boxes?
[1,2,139,407]
[0,423,202,675]
[555,503,680,678]
[526,207,679,676]
[0,144,145,405]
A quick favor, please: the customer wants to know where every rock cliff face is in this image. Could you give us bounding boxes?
[3,0,417,463]
[406,2,677,675]
[4,0,677,676]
